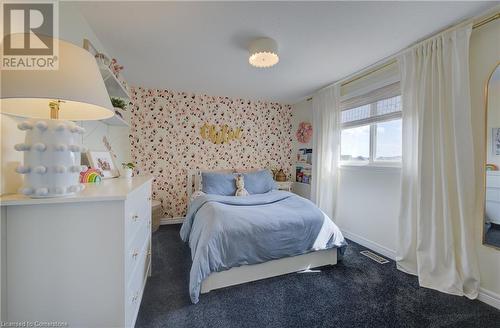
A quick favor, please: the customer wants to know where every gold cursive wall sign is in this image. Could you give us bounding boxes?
[200,123,243,144]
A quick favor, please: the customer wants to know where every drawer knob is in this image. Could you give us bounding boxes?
[147,197,151,201]
[132,250,139,258]
[132,214,139,221]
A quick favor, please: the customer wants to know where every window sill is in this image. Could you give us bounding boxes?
[339,163,401,172]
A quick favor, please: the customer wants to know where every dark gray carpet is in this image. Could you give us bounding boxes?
[136,225,500,328]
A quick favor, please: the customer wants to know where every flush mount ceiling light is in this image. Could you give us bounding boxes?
[248,37,279,68]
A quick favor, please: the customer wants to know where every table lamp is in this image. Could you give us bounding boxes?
[1,35,114,198]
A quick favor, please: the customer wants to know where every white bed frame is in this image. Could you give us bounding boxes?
[186,170,338,294]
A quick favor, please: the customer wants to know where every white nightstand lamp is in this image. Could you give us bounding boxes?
[1,35,114,198]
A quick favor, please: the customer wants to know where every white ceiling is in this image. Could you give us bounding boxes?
[75,1,496,104]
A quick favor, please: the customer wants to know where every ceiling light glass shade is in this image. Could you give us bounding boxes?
[248,37,279,68]
[0,34,114,121]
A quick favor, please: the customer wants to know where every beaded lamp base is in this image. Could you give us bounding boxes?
[15,119,88,198]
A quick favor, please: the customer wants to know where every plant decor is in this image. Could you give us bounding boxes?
[111,97,127,110]
[121,162,135,169]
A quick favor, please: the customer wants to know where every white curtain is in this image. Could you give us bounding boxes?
[311,85,341,220]
[397,23,479,298]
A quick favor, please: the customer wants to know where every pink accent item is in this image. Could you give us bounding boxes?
[296,122,312,143]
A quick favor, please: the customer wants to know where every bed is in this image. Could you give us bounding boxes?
[180,169,346,303]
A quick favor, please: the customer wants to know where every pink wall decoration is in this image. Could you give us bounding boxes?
[129,87,293,217]
[296,122,313,144]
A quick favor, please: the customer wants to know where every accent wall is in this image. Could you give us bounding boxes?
[129,88,293,218]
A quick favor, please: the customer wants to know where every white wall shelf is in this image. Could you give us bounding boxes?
[82,39,131,128]
[83,38,130,100]
[98,64,130,100]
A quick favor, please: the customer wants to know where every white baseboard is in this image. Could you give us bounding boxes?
[341,229,396,260]
[160,217,185,225]
[478,287,500,310]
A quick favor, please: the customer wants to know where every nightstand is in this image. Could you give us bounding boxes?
[275,181,293,191]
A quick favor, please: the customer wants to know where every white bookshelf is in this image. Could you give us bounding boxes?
[83,39,130,127]
[98,63,130,100]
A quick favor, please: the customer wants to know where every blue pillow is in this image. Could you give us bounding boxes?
[201,172,236,196]
[242,170,277,194]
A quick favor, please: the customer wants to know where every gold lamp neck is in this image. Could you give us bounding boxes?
[49,100,65,119]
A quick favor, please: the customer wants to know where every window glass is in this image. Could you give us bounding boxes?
[375,119,402,162]
[341,125,370,162]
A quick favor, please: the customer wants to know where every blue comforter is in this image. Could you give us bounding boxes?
[180,190,346,303]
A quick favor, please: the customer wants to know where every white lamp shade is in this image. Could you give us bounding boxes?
[1,35,114,121]
[248,37,279,68]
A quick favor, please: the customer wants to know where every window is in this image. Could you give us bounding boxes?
[340,95,402,165]
[341,125,370,162]
[375,119,402,162]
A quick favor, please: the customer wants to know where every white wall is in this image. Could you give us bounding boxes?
[290,99,313,199]
[291,98,401,258]
[294,15,500,304]
[0,116,26,194]
[470,18,500,302]
[0,3,131,195]
[336,167,400,258]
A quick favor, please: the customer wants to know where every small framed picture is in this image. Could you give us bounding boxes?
[85,151,120,179]
[493,128,500,156]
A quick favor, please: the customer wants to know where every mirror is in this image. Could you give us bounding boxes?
[484,63,500,248]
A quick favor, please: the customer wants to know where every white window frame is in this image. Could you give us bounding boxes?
[340,101,402,168]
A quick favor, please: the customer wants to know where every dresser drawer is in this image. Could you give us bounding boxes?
[125,236,151,327]
[125,218,151,284]
[125,183,151,247]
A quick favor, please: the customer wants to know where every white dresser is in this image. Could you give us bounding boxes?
[0,176,153,327]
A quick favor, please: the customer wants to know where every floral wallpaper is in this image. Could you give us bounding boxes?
[129,87,293,217]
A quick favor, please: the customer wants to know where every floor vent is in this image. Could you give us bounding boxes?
[360,250,389,264]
